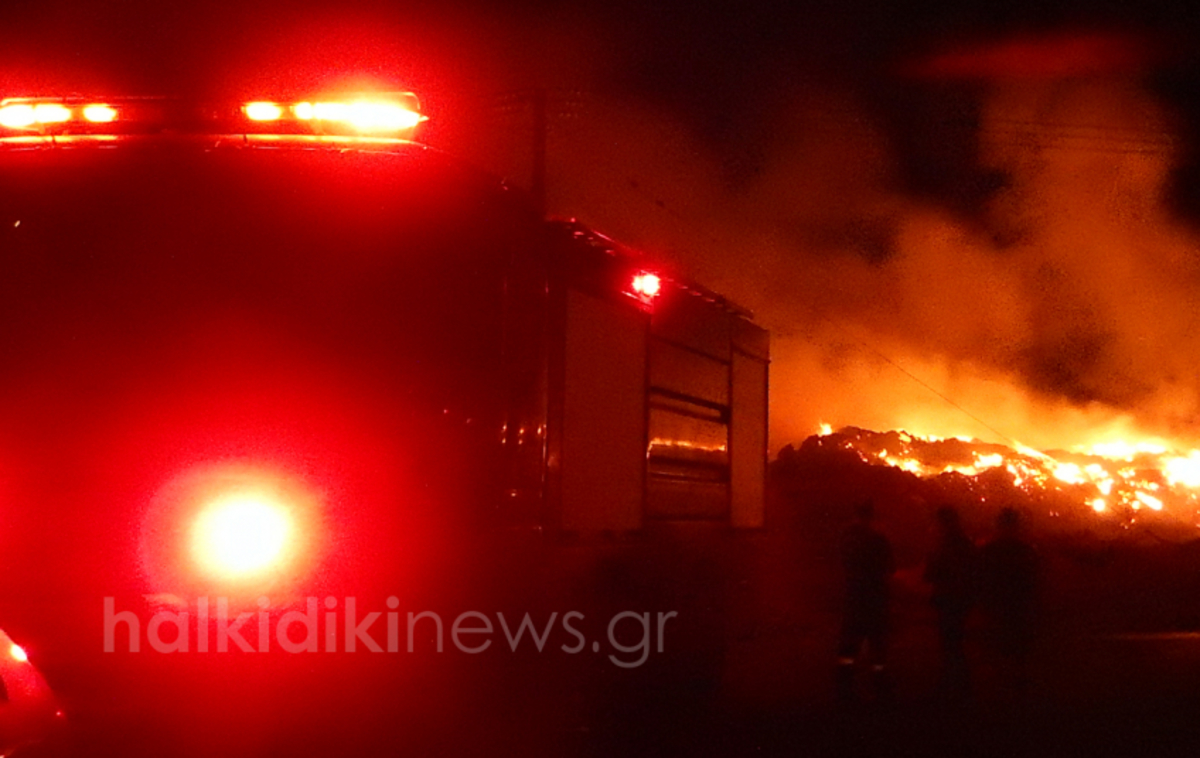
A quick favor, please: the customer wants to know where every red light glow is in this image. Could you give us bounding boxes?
[82,104,117,123]
[346,101,422,130]
[9,644,27,663]
[141,461,323,599]
[289,99,422,130]
[632,272,662,298]
[0,95,423,136]
[0,103,76,128]
[244,101,283,122]
[192,495,294,579]
[0,104,36,129]
[32,103,69,124]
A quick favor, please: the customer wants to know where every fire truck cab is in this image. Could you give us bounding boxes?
[0,93,768,550]
[0,90,768,756]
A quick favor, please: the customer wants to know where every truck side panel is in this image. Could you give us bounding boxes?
[558,289,647,532]
[730,348,768,528]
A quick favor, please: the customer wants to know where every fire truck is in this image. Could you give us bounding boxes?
[0,93,767,754]
[0,94,768,535]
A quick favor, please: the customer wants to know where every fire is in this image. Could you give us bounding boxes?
[811,426,1200,525]
[1053,462,1084,485]
[1164,452,1200,488]
[1088,441,1168,459]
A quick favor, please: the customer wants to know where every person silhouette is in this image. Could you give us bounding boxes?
[978,507,1038,699]
[836,499,894,703]
[924,505,977,700]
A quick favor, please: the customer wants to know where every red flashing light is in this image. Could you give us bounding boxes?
[82,104,117,123]
[9,643,27,663]
[262,97,425,132]
[631,272,662,299]
[192,495,294,580]
[243,101,284,122]
[0,104,35,128]
[0,92,425,139]
[141,462,324,601]
[0,100,119,129]
[33,103,70,124]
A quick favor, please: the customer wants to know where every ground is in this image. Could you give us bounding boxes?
[22,477,1200,757]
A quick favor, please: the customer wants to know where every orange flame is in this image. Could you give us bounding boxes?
[815,425,1200,526]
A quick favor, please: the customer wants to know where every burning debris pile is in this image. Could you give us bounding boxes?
[773,426,1200,534]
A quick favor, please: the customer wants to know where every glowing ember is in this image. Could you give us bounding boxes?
[1135,492,1164,511]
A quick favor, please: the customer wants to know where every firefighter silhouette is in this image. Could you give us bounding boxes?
[979,507,1038,698]
[836,499,894,703]
[923,505,977,699]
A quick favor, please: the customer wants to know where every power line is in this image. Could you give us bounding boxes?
[817,317,1022,446]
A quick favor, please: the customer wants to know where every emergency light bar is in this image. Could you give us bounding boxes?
[0,92,426,139]
[0,101,114,128]
[243,99,424,131]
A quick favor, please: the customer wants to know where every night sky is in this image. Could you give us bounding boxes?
[5,0,1200,450]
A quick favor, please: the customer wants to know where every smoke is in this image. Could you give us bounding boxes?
[486,28,1200,453]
